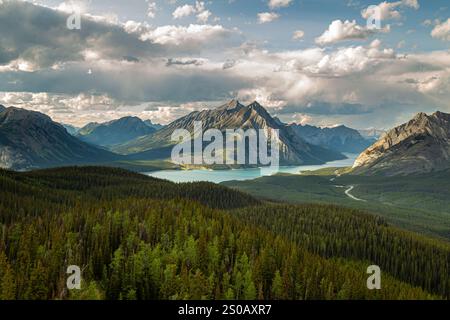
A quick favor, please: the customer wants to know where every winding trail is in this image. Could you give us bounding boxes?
[344,185,366,202]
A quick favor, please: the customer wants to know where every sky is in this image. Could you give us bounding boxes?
[0,0,449,129]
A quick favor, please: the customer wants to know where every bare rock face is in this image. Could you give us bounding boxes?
[352,111,450,176]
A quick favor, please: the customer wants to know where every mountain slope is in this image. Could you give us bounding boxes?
[77,122,100,136]
[77,116,157,147]
[114,100,345,165]
[0,107,121,170]
[62,123,79,135]
[289,123,372,153]
[353,111,450,176]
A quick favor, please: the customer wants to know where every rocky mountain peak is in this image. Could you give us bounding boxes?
[0,107,54,126]
[353,111,450,176]
[218,99,244,111]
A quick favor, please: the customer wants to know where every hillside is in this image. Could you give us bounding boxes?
[289,123,372,153]
[0,107,121,170]
[77,116,157,147]
[0,166,448,299]
[114,100,345,165]
[353,111,450,176]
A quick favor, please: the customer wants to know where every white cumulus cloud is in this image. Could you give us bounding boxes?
[431,18,450,41]
[315,20,386,45]
[268,0,293,9]
[258,12,280,24]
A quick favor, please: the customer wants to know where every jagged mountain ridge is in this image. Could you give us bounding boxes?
[77,116,157,147]
[352,111,450,176]
[288,123,372,153]
[0,107,122,170]
[114,100,345,165]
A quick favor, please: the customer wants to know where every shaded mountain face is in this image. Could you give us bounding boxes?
[353,111,450,176]
[0,105,5,112]
[62,124,79,136]
[289,124,372,154]
[77,116,157,147]
[77,122,101,136]
[0,107,121,170]
[114,100,345,165]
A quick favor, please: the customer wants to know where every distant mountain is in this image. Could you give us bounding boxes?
[0,107,121,170]
[77,116,157,147]
[288,124,372,154]
[77,122,101,136]
[358,128,386,141]
[114,100,345,165]
[144,119,164,131]
[62,124,79,135]
[353,111,450,176]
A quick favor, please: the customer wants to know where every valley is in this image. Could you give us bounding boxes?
[0,166,448,300]
[223,169,450,241]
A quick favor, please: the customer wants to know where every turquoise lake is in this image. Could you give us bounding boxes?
[145,153,358,184]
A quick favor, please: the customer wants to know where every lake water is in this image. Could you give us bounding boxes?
[144,154,358,184]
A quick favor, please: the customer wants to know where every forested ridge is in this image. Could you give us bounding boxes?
[0,167,448,300]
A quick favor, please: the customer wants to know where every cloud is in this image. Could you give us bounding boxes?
[0,0,241,71]
[268,0,293,9]
[172,4,196,19]
[257,12,280,24]
[172,1,212,23]
[1,0,449,130]
[292,30,305,40]
[146,1,157,18]
[315,20,387,45]
[138,24,237,48]
[431,18,450,41]
[361,0,420,21]
[166,58,205,67]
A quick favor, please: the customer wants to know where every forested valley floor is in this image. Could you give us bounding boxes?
[0,167,449,300]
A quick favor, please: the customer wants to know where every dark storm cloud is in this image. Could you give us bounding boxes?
[0,61,251,103]
[166,58,204,67]
[0,0,168,68]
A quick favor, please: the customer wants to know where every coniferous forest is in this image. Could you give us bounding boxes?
[0,167,449,300]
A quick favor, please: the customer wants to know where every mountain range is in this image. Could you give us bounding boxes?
[0,107,121,170]
[113,100,346,165]
[1,101,449,175]
[288,123,372,153]
[77,116,158,147]
[353,111,450,176]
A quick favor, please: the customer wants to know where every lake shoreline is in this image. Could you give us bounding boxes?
[144,153,359,184]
